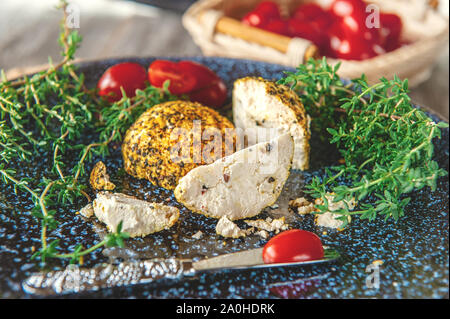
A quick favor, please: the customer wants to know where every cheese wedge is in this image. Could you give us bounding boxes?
[93,192,179,237]
[174,133,294,220]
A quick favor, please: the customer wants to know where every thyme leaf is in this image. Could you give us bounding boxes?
[278,58,448,224]
[0,0,175,265]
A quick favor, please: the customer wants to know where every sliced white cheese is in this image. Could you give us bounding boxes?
[233,77,310,170]
[174,133,294,220]
[93,192,179,237]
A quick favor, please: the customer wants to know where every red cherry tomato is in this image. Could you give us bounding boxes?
[242,11,269,28]
[380,13,403,52]
[293,3,329,22]
[176,61,219,90]
[254,1,281,20]
[288,19,326,47]
[97,62,147,102]
[262,229,324,264]
[188,81,227,109]
[330,0,380,45]
[148,60,227,109]
[148,60,197,95]
[326,21,385,60]
[241,1,281,27]
[329,0,365,19]
[261,19,290,36]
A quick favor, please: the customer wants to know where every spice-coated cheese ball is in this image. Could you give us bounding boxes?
[122,101,235,190]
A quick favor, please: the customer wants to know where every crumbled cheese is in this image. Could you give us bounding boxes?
[192,231,204,240]
[215,216,250,238]
[255,230,269,239]
[289,197,316,215]
[372,260,384,266]
[314,193,356,229]
[78,203,94,218]
[245,216,289,234]
[315,212,349,229]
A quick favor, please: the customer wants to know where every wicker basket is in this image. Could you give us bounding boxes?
[183,0,449,86]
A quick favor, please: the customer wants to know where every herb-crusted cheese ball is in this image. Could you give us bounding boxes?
[233,77,311,170]
[122,101,234,190]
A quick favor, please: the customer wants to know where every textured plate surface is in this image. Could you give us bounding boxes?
[0,57,448,298]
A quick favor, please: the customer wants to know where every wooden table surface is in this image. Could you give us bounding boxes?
[0,0,448,119]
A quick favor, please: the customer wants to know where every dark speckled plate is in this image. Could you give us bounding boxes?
[0,57,448,299]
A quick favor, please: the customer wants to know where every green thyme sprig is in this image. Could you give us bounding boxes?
[0,1,174,265]
[279,58,448,227]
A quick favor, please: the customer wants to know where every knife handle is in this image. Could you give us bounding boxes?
[22,259,194,296]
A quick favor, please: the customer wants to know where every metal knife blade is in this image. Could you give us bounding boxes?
[193,248,264,271]
[22,258,194,296]
[22,248,339,296]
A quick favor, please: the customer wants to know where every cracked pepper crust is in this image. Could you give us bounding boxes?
[122,101,235,190]
[234,77,311,169]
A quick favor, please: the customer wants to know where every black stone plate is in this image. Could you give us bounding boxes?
[0,57,448,299]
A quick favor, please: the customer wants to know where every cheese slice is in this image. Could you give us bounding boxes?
[174,133,294,220]
[93,192,179,237]
[233,77,310,170]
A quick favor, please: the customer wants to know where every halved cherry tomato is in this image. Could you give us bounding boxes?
[97,62,148,102]
[380,13,402,52]
[188,80,227,109]
[148,60,197,95]
[148,60,227,109]
[176,61,227,108]
[262,229,324,264]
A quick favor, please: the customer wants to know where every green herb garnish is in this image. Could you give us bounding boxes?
[0,1,175,265]
[278,58,448,227]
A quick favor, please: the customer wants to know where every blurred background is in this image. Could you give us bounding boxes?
[0,0,448,118]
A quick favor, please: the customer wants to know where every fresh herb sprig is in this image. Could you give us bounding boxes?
[279,58,448,227]
[0,1,175,265]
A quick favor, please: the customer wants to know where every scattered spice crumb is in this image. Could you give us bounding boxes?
[372,260,384,266]
[192,230,203,240]
[314,193,356,229]
[289,197,316,215]
[245,216,289,234]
